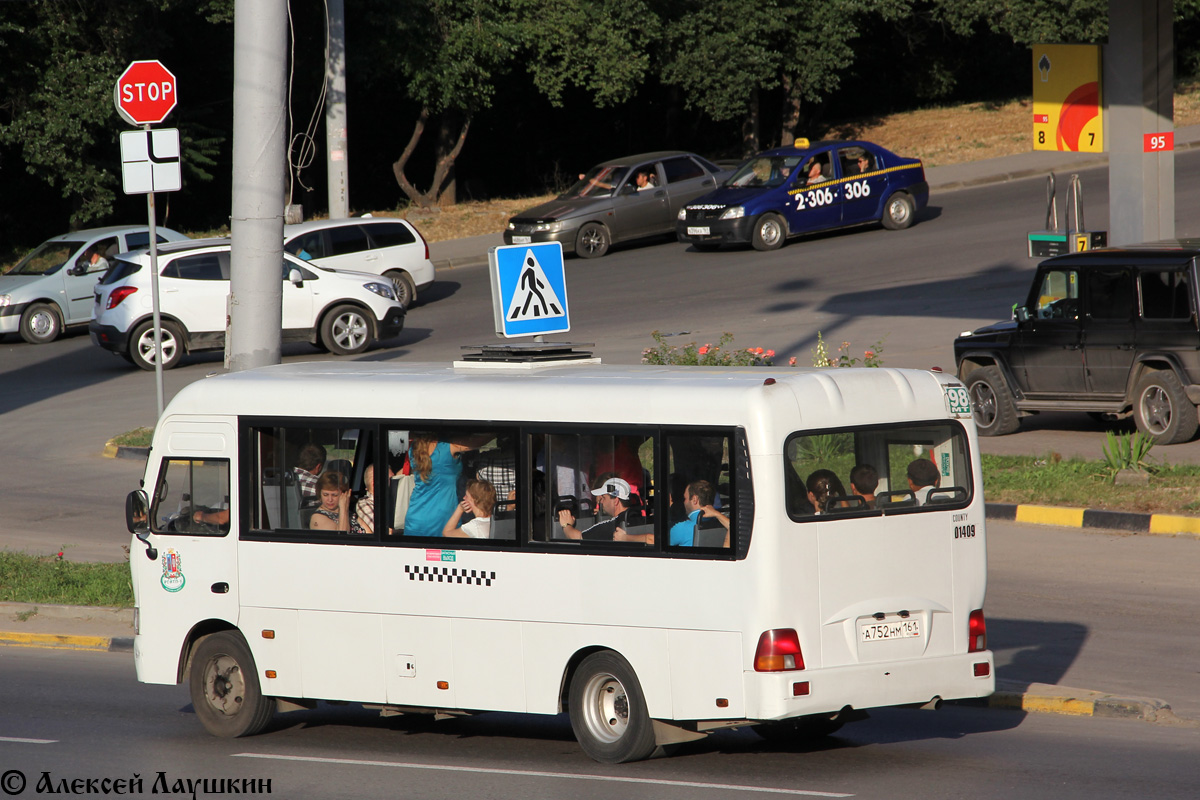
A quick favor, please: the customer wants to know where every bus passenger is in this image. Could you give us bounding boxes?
[310,471,351,532]
[849,464,879,509]
[906,458,941,505]
[355,464,382,534]
[558,477,642,542]
[294,443,326,506]
[669,479,730,547]
[404,433,479,536]
[806,469,846,514]
[443,479,496,538]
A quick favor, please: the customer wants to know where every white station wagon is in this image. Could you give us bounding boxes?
[283,217,435,308]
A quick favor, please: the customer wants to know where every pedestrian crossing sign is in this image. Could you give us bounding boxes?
[489,242,570,338]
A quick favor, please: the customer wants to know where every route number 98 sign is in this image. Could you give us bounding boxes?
[945,386,973,417]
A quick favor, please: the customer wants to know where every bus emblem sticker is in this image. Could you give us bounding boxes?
[160,548,186,593]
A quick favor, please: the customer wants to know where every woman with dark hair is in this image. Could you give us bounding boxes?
[806,469,847,515]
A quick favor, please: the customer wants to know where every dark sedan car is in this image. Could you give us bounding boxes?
[504,151,732,258]
[676,139,928,251]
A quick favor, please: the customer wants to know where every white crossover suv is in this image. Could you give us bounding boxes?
[89,238,405,370]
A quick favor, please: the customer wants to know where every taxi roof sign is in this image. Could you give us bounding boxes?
[489,242,570,338]
[792,138,810,149]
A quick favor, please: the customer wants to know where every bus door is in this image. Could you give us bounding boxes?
[133,421,239,682]
[785,422,972,679]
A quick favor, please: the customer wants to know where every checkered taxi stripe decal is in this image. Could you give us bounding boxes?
[404,565,496,586]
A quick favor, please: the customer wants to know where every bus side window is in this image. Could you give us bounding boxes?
[665,432,734,549]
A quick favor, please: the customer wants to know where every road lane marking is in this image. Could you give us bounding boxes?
[233,752,853,797]
[0,737,57,744]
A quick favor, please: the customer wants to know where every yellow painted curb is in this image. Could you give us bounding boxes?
[1015,505,1084,528]
[0,631,112,651]
[1149,514,1200,535]
[1019,695,1095,716]
[102,440,119,459]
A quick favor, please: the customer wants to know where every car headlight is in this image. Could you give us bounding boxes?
[530,221,560,232]
[507,222,516,230]
[719,206,745,220]
[364,282,396,301]
[0,295,10,307]
[677,208,687,221]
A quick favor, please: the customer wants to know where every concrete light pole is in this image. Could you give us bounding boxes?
[228,0,289,372]
[326,0,349,219]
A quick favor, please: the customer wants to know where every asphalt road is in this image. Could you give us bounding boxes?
[6,153,1200,561]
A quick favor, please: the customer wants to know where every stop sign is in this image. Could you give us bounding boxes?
[114,60,177,126]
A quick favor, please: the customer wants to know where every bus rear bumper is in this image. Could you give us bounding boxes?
[743,651,995,722]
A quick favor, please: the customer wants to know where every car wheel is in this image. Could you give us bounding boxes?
[965,365,1020,436]
[881,192,916,230]
[751,213,786,251]
[189,631,275,738]
[130,320,184,371]
[575,222,610,259]
[19,302,62,344]
[1133,370,1199,444]
[321,304,372,355]
[569,650,656,763]
[384,270,417,308]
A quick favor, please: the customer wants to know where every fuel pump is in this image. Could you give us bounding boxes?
[1027,173,1108,257]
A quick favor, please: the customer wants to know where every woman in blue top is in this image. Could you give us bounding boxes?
[404,433,472,536]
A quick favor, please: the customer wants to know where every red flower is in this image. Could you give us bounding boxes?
[698,345,709,355]
[789,356,797,366]
[765,349,775,358]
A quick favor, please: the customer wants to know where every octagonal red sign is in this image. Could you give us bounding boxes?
[114,60,177,126]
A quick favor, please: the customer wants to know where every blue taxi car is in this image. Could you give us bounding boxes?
[675,139,928,251]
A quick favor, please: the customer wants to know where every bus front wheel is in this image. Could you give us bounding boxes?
[189,631,275,738]
[569,651,657,763]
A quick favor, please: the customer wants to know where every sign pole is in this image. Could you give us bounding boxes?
[144,126,165,418]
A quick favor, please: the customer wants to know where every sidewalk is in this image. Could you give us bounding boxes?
[426,123,1200,271]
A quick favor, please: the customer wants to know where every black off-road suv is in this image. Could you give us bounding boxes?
[955,243,1200,444]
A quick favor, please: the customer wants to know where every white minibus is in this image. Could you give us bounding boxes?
[126,354,994,763]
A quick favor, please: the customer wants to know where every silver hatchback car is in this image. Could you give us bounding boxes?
[0,225,188,343]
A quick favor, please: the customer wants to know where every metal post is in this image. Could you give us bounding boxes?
[147,186,164,418]
[228,0,289,372]
[326,0,349,218]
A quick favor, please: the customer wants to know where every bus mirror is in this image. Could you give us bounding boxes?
[126,490,150,534]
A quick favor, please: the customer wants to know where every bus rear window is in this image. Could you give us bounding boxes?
[785,421,971,519]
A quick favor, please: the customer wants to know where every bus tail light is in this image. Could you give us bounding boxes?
[107,286,138,309]
[968,609,987,652]
[754,629,805,672]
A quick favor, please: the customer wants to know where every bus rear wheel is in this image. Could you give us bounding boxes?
[569,650,656,763]
[189,631,274,738]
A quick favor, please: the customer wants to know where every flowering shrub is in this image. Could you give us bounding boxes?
[811,332,885,368]
[642,331,776,366]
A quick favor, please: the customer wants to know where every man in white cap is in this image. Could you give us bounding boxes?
[558,475,650,543]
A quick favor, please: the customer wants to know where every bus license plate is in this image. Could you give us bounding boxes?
[687,226,710,236]
[512,235,532,244]
[859,618,921,642]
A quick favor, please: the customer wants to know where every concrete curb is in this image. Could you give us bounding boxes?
[102,439,149,460]
[978,680,1187,725]
[0,631,133,652]
[986,503,1200,536]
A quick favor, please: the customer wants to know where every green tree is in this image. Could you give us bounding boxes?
[0,1,231,229]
